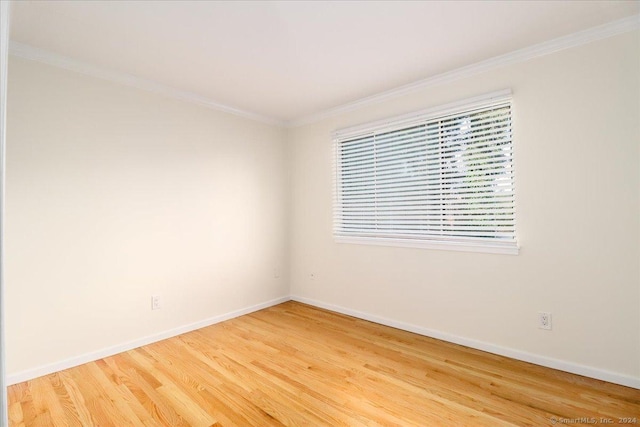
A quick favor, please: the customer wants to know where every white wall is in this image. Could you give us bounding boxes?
[6,57,289,376]
[5,29,640,388]
[288,31,640,383]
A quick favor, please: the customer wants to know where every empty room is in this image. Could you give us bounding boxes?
[1,1,639,426]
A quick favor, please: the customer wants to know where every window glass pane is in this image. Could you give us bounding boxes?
[334,97,515,247]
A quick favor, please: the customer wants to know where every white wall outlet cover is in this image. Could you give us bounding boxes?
[538,312,552,330]
[152,295,162,310]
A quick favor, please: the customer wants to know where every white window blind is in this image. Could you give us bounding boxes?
[333,91,517,254]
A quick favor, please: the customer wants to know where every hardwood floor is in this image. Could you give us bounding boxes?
[8,301,640,426]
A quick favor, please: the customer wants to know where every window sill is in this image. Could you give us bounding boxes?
[334,236,519,255]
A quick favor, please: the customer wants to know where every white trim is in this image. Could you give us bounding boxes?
[8,42,285,127]
[6,15,638,130]
[0,1,10,425]
[7,294,640,389]
[335,236,519,255]
[290,295,640,390]
[289,15,640,127]
[6,296,289,386]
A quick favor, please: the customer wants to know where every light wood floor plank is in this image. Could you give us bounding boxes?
[57,370,95,427]
[143,340,280,426]
[8,402,23,427]
[30,374,68,427]
[108,352,191,426]
[9,301,640,426]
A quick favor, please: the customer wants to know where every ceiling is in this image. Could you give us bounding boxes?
[9,1,640,124]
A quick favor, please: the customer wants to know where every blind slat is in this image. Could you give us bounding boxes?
[338,128,511,161]
[334,96,516,244]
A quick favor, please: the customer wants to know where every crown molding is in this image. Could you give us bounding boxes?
[8,14,639,129]
[288,14,640,127]
[8,41,285,127]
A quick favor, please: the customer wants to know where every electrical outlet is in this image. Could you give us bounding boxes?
[274,269,281,279]
[152,295,162,310]
[310,272,316,281]
[538,312,552,330]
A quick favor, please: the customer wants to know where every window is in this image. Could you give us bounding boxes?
[333,90,517,254]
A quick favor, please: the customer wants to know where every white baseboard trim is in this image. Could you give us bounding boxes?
[6,296,290,386]
[290,295,640,390]
[9,294,639,390]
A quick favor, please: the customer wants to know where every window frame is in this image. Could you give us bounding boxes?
[332,90,519,255]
